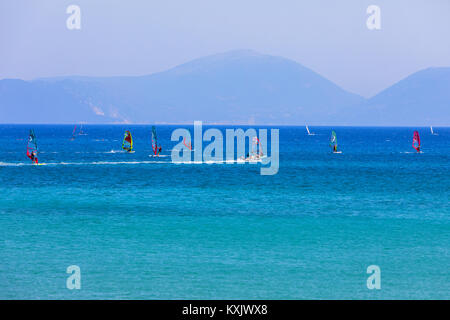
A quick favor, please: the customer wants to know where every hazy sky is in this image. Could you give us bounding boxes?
[1,0,449,97]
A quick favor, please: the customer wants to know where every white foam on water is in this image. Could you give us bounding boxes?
[0,162,29,167]
[172,159,260,164]
[1,157,264,167]
[0,160,172,167]
[148,154,170,158]
[106,149,126,154]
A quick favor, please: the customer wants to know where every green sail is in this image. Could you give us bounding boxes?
[330,130,337,150]
[27,129,38,154]
[151,126,159,154]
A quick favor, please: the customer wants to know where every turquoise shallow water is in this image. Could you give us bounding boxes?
[0,125,449,299]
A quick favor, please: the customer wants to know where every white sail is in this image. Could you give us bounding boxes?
[431,126,438,135]
[79,124,87,135]
[306,125,315,135]
[239,136,264,162]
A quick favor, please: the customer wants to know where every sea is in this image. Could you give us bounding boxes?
[0,125,449,299]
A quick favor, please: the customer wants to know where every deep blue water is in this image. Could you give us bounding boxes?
[0,125,449,299]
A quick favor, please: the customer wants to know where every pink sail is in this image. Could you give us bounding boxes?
[412,131,421,152]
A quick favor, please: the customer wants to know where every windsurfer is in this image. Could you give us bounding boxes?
[412,131,421,153]
[28,151,38,164]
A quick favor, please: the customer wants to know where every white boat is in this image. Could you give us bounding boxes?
[240,137,265,162]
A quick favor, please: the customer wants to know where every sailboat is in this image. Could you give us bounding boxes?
[430,126,438,136]
[26,129,40,164]
[306,125,315,136]
[122,130,134,153]
[241,137,264,162]
[150,126,162,157]
[412,131,421,153]
[330,130,341,153]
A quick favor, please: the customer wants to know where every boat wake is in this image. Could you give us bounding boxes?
[148,154,170,158]
[173,159,263,164]
[106,149,127,154]
[0,160,171,167]
[1,158,266,167]
[0,162,30,166]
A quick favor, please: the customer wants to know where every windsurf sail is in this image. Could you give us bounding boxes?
[26,129,39,164]
[71,125,77,140]
[151,126,161,156]
[430,126,438,135]
[122,130,133,152]
[413,131,421,152]
[306,125,311,135]
[330,130,338,152]
[183,137,192,150]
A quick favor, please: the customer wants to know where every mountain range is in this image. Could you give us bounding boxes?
[0,50,448,125]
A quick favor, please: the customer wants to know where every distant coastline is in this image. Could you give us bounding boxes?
[0,51,449,126]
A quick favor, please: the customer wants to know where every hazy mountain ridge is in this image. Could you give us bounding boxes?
[359,67,450,126]
[0,50,448,125]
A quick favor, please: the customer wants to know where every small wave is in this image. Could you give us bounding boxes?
[1,159,263,167]
[106,149,126,154]
[90,161,169,165]
[148,154,170,158]
[0,160,171,167]
[401,151,424,154]
[172,161,209,164]
[172,159,261,164]
[0,162,29,167]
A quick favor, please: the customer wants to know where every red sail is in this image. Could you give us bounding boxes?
[412,131,421,152]
[125,132,132,143]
